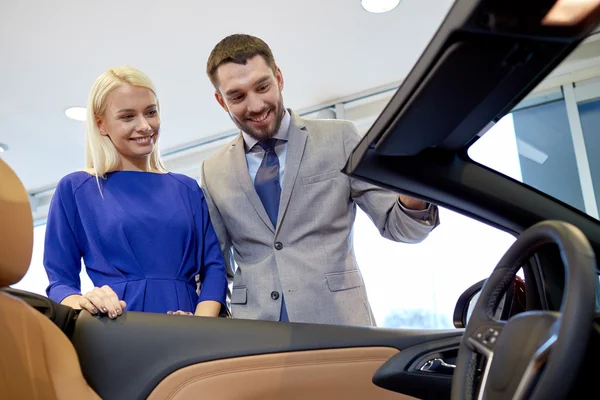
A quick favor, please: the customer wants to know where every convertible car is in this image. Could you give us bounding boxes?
[1,0,599,399]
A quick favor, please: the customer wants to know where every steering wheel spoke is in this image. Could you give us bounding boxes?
[467,321,505,357]
[513,331,557,400]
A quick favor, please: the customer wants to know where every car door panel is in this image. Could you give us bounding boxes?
[373,335,461,400]
[71,311,462,400]
[146,347,410,400]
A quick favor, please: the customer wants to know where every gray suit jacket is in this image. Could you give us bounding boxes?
[200,110,439,326]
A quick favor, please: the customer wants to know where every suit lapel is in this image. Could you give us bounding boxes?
[277,111,308,233]
[230,134,276,233]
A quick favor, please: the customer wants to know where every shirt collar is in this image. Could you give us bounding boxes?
[242,109,291,152]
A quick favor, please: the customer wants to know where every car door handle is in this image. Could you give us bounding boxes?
[419,358,456,374]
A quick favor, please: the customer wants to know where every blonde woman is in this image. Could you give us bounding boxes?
[43,66,227,319]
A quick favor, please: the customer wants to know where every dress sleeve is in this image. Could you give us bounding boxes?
[44,181,84,303]
[195,188,228,308]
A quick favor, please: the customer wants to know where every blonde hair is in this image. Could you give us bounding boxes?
[84,66,167,179]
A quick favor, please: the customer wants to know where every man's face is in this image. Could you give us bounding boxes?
[215,55,285,141]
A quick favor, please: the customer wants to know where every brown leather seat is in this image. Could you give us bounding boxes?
[0,159,100,400]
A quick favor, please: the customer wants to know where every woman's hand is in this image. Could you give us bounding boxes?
[194,300,222,317]
[167,310,193,316]
[62,285,126,319]
[167,300,222,317]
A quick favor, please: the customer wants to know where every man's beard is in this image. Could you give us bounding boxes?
[231,99,285,142]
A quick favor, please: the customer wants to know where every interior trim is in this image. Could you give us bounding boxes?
[72,310,461,399]
[147,347,416,400]
[0,293,100,400]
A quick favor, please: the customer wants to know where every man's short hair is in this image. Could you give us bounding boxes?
[206,34,277,90]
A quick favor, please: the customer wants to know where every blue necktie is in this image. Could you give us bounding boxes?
[254,139,281,227]
[253,139,289,322]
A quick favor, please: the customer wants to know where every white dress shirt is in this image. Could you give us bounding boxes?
[242,109,291,186]
[241,109,433,222]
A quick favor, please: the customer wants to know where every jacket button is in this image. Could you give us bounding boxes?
[271,291,280,300]
[274,242,283,250]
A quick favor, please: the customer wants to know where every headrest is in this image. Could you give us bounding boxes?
[0,159,33,287]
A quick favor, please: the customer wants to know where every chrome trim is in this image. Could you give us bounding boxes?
[419,357,456,372]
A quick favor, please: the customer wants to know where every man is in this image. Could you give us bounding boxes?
[200,34,439,326]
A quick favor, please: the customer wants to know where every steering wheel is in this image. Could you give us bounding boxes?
[451,220,598,400]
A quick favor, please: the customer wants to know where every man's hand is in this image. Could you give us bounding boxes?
[398,195,427,210]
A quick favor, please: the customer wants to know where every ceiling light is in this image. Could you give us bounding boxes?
[542,0,600,26]
[0,143,8,153]
[65,107,87,121]
[361,0,401,13]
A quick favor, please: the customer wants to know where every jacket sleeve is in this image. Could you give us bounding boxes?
[343,121,440,243]
[44,181,84,303]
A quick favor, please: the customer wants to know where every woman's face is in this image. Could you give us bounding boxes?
[97,84,160,170]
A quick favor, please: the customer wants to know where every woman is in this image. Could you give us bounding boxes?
[44,66,227,319]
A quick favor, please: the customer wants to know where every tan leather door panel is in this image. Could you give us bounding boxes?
[147,346,418,399]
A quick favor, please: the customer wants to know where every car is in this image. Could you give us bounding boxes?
[1,0,599,399]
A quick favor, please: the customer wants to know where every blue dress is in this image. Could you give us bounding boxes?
[44,170,227,314]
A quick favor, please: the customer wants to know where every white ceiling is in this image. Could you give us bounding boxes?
[0,0,456,192]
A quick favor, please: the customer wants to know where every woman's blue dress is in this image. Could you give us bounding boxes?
[44,170,227,313]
